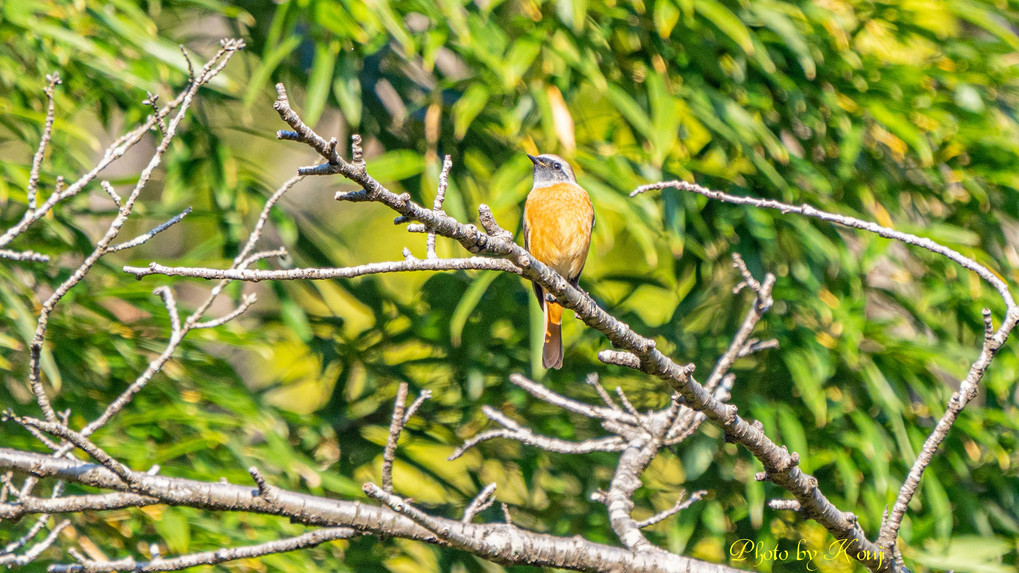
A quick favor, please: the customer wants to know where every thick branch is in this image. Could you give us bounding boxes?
[0,492,158,520]
[0,448,740,573]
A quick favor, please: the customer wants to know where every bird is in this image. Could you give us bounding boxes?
[522,153,594,370]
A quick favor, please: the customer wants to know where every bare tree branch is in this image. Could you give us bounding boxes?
[0,492,159,520]
[5,414,136,486]
[635,490,707,529]
[123,256,523,281]
[0,249,51,263]
[633,180,1016,309]
[449,406,628,460]
[876,309,1019,551]
[23,39,246,425]
[704,255,775,393]
[47,527,356,572]
[152,287,182,337]
[403,389,432,424]
[0,449,742,573]
[0,519,70,567]
[462,483,497,523]
[585,373,622,411]
[143,92,169,139]
[191,294,257,329]
[382,383,410,493]
[0,42,243,251]
[4,40,1012,573]
[426,154,452,259]
[635,181,1019,569]
[106,207,192,253]
[25,73,62,212]
[507,373,637,425]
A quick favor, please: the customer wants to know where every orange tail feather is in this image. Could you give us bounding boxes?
[543,301,563,369]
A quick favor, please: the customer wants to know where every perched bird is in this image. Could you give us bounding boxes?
[523,153,594,369]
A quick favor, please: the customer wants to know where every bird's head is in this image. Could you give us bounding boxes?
[528,153,576,188]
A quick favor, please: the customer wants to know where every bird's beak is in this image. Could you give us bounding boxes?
[526,154,540,166]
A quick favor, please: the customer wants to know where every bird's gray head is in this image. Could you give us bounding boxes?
[528,153,576,188]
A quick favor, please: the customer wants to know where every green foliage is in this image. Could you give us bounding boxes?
[3,0,1019,571]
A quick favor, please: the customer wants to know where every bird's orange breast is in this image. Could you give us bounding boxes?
[523,182,594,280]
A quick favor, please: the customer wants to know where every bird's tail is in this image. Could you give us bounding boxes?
[543,299,564,370]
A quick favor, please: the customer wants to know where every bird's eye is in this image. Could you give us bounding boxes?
[553,162,562,170]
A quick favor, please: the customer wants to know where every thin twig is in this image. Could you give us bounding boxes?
[635,490,707,528]
[179,45,195,81]
[585,373,621,411]
[235,174,304,266]
[26,73,61,212]
[501,503,513,525]
[152,287,181,337]
[737,339,779,358]
[0,249,50,263]
[730,253,762,294]
[426,155,452,259]
[0,42,241,251]
[192,294,257,329]
[704,258,775,392]
[0,492,159,520]
[0,519,69,566]
[101,181,122,207]
[106,207,192,253]
[403,390,432,425]
[448,406,627,460]
[2,507,53,554]
[143,92,169,139]
[238,248,288,270]
[462,483,497,523]
[85,159,290,439]
[508,373,636,424]
[25,41,244,425]
[248,467,276,502]
[382,383,409,493]
[47,527,355,572]
[125,256,524,281]
[614,387,641,420]
[877,309,1019,551]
